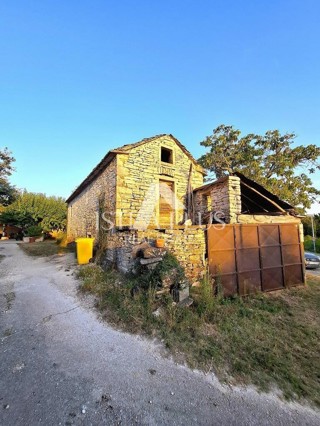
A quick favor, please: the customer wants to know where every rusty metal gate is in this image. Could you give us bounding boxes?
[207,223,305,296]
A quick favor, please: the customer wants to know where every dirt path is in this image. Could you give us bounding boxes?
[0,241,319,425]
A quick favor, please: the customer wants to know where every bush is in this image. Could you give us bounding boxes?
[135,252,188,291]
[26,225,43,237]
[304,235,320,252]
[55,231,68,247]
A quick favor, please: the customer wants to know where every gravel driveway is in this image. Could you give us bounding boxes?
[0,241,319,425]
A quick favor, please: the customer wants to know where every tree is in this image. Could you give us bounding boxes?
[0,191,67,231]
[0,179,18,206]
[0,147,17,207]
[198,125,320,209]
[0,147,15,178]
[302,214,320,238]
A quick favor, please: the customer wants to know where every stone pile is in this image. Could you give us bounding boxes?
[132,241,167,271]
[132,241,191,303]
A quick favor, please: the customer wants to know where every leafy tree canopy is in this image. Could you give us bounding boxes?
[198,124,320,209]
[0,147,17,207]
[0,147,15,179]
[0,191,67,231]
[302,214,320,238]
[0,178,18,206]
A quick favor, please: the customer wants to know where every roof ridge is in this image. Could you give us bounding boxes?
[114,134,168,151]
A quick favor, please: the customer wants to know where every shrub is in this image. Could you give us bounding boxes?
[135,252,188,291]
[26,225,43,237]
[304,235,320,252]
[55,231,68,247]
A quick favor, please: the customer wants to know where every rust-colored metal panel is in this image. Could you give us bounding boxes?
[207,225,234,250]
[279,224,300,245]
[209,249,236,275]
[259,225,280,246]
[216,274,238,297]
[238,271,261,295]
[262,267,284,291]
[236,248,260,272]
[208,226,236,277]
[261,246,282,268]
[207,223,304,297]
[284,265,304,287]
[282,245,302,265]
[235,225,259,248]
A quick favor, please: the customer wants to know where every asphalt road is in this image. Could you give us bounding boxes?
[1,241,319,426]
[307,267,320,278]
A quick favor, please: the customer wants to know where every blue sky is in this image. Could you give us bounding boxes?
[1,1,319,211]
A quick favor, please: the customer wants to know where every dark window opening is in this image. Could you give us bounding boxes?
[161,147,173,164]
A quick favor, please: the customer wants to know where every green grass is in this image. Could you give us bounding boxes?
[19,240,73,257]
[77,265,320,407]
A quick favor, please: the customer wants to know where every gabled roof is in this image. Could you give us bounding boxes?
[66,134,204,204]
[114,134,202,167]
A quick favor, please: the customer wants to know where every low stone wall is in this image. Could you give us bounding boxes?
[237,214,300,224]
[100,226,207,282]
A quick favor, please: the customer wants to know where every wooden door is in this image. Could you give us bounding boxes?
[159,180,174,228]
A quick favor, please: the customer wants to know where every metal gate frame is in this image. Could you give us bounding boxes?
[207,223,305,296]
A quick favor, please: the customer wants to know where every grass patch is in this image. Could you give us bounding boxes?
[78,265,320,407]
[0,254,5,262]
[19,240,73,257]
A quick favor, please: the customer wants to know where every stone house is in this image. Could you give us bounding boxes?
[66,135,207,280]
[67,134,304,294]
[66,134,205,238]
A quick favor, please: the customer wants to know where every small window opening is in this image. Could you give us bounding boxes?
[202,194,211,212]
[161,147,173,164]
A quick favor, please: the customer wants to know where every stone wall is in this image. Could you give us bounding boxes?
[237,214,301,224]
[67,158,117,241]
[193,192,212,222]
[116,135,204,228]
[67,135,204,240]
[100,226,207,282]
[210,176,241,223]
[194,176,241,224]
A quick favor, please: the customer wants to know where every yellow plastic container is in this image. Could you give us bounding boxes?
[75,238,95,265]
